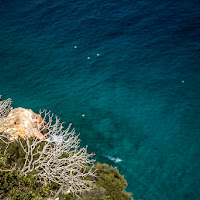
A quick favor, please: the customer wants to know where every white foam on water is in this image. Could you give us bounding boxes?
[107,156,122,163]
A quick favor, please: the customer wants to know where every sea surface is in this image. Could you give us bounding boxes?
[0,0,200,199]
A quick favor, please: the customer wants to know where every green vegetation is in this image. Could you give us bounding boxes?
[0,97,133,199]
[0,136,58,199]
[59,163,133,200]
[0,147,55,199]
[93,162,132,200]
[0,139,133,199]
[0,134,53,170]
[0,170,52,199]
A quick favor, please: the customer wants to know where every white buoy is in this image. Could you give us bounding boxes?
[97,54,100,56]
[82,114,85,117]
[87,57,90,59]
[74,46,77,48]
[182,80,184,83]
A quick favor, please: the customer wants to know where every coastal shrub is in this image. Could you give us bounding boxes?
[71,184,111,200]
[0,134,50,169]
[0,138,133,200]
[94,162,132,200]
[0,98,133,199]
[0,135,93,199]
[0,168,51,199]
[0,149,61,199]
[63,163,133,200]
[0,100,96,199]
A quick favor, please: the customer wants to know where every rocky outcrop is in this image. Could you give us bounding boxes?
[0,107,44,140]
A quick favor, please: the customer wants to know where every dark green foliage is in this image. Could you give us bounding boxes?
[0,136,56,199]
[77,184,112,200]
[0,139,25,169]
[67,163,133,200]
[0,135,53,169]
[0,134,133,200]
[93,162,133,200]
[0,170,51,199]
[0,149,59,199]
[59,192,73,200]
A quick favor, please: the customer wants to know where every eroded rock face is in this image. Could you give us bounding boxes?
[0,107,44,140]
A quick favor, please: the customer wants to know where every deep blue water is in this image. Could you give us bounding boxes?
[1,0,200,199]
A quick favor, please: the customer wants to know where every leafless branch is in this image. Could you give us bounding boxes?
[0,98,12,118]
[0,101,96,197]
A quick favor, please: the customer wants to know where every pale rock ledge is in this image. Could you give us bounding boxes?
[0,107,44,140]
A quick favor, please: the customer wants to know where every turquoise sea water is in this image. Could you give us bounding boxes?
[0,0,200,199]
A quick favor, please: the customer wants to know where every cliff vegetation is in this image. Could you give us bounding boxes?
[0,98,133,200]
